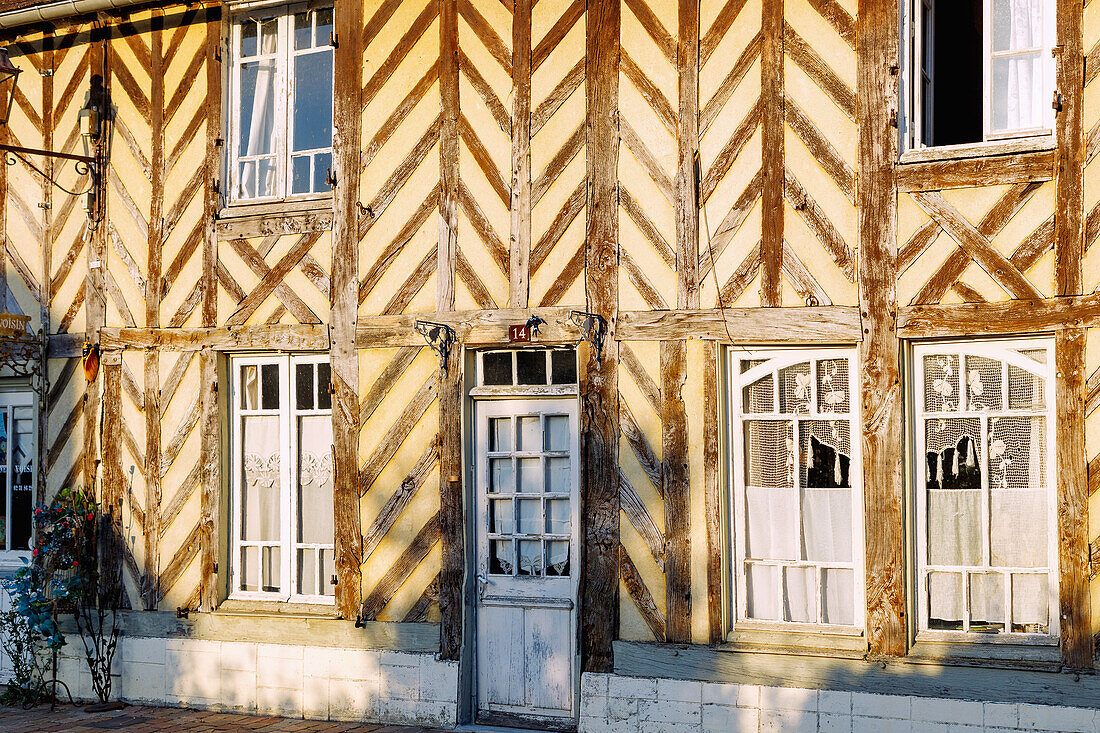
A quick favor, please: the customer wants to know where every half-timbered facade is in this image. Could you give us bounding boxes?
[1,0,1099,729]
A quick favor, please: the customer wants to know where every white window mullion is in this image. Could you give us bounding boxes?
[279,356,293,600]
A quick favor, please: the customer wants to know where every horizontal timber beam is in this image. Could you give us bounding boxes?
[896,149,1055,192]
[898,294,1100,338]
[617,307,863,342]
[99,325,330,351]
[355,308,582,347]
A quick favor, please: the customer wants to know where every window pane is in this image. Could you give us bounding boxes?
[746,487,799,560]
[313,152,332,193]
[926,419,981,566]
[992,0,1043,52]
[297,415,333,544]
[241,365,259,409]
[517,416,540,451]
[262,546,280,592]
[292,51,333,152]
[489,417,511,452]
[743,374,774,413]
[314,8,333,46]
[546,457,569,494]
[0,411,7,549]
[801,421,850,489]
[294,11,312,50]
[545,541,569,576]
[489,458,512,493]
[1012,573,1048,632]
[550,350,576,384]
[297,549,318,595]
[928,571,965,630]
[242,415,280,541]
[296,363,314,410]
[10,409,33,551]
[516,350,547,385]
[241,546,260,591]
[778,362,810,414]
[317,363,331,410]
[991,490,1046,567]
[546,499,569,535]
[821,568,854,625]
[491,540,513,575]
[964,355,1003,410]
[969,573,1006,632]
[516,498,540,535]
[784,566,815,623]
[816,359,849,413]
[518,540,541,576]
[1008,363,1045,409]
[989,416,1046,489]
[490,498,512,535]
[544,415,568,452]
[517,458,541,493]
[261,364,280,410]
[991,54,1043,131]
[744,420,794,488]
[291,156,311,195]
[924,354,960,412]
[239,60,277,157]
[483,352,512,385]
[745,564,779,620]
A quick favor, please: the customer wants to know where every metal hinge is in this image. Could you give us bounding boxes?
[331,574,338,586]
[1052,90,1063,112]
[213,561,219,574]
[326,168,337,187]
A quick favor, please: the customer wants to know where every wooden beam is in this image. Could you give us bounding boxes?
[581,0,620,675]
[895,150,1055,192]
[760,0,783,305]
[99,325,331,352]
[1054,0,1084,298]
[662,341,690,642]
[331,0,364,622]
[355,307,581,347]
[1056,328,1090,668]
[620,545,666,642]
[198,348,219,611]
[857,0,905,656]
[618,307,862,342]
[898,294,1100,338]
[85,27,106,498]
[102,361,123,584]
[143,348,161,610]
[509,0,531,308]
[438,0,459,313]
[676,0,699,310]
[702,341,722,644]
[438,350,463,660]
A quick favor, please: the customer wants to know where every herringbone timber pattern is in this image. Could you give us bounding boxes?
[117,349,149,610]
[617,342,667,641]
[358,347,442,622]
[358,0,442,316]
[530,0,587,307]
[45,358,83,499]
[698,0,763,308]
[219,231,331,326]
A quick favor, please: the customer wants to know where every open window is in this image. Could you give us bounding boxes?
[728,349,863,632]
[905,0,1055,149]
[913,339,1056,642]
[229,354,334,603]
[228,3,334,202]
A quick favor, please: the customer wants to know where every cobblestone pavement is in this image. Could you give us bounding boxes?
[0,704,462,732]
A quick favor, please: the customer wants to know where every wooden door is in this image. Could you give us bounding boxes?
[474,398,580,729]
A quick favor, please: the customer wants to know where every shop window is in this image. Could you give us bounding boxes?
[230,354,334,602]
[728,349,862,629]
[0,389,34,554]
[905,0,1055,148]
[914,339,1055,639]
[228,4,334,202]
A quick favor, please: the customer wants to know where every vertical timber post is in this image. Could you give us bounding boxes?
[857,0,905,657]
[331,0,364,622]
[85,26,106,501]
[438,0,464,662]
[581,0,620,674]
[1054,0,1090,670]
[198,3,222,613]
[760,0,783,307]
[510,0,532,309]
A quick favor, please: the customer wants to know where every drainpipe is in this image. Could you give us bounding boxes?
[0,0,154,29]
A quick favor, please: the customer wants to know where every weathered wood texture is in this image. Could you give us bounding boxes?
[582,0,620,674]
[661,340,690,642]
[759,0,783,306]
[857,0,905,656]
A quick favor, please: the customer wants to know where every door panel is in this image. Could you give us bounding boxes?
[475,398,579,724]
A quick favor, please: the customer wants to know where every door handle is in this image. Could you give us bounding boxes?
[476,574,490,599]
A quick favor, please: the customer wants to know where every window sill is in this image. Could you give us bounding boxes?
[215,197,334,238]
[723,626,868,659]
[899,134,1055,165]
[908,637,1061,671]
[896,142,1056,193]
[215,598,338,618]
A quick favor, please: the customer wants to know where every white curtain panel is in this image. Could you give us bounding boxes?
[801,488,853,563]
[297,415,334,544]
[992,0,1044,130]
[239,21,278,197]
[242,415,280,542]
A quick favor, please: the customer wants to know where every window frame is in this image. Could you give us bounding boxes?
[911,338,1058,645]
[0,385,35,564]
[228,353,335,605]
[226,1,334,205]
[726,347,865,637]
[903,0,1056,152]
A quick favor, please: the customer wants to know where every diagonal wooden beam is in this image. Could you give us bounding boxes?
[225,233,323,326]
[359,372,439,496]
[531,58,585,136]
[531,180,586,273]
[784,23,855,120]
[701,100,761,202]
[362,441,438,561]
[532,0,584,71]
[781,240,832,305]
[700,32,761,135]
[459,115,510,207]
[360,514,440,620]
[532,122,585,205]
[619,400,663,499]
[620,187,676,268]
[783,168,855,281]
[700,0,749,67]
[619,344,661,416]
[458,51,511,134]
[619,544,666,641]
[458,0,512,75]
[359,185,440,305]
[619,118,674,202]
[623,0,676,64]
[362,60,440,169]
[619,470,665,571]
[620,51,676,135]
[700,169,763,279]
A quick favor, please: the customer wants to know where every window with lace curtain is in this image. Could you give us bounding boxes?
[914,339,1055,640]
[728,348,863,631]
[230,354,334,603]
[228,4,334,202]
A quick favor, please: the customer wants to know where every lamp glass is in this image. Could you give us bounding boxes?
[0,47,21,126]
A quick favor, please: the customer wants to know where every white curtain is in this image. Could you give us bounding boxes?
[802,488,852,563]
[239,20,278,198]
[746,487,799,560]
[991,0,1044,130]
[242,414,280,590]
[297,415,333,544]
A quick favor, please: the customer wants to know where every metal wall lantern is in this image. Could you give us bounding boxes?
[0,48,110,225]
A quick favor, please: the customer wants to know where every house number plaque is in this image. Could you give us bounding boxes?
[508,324,531,343]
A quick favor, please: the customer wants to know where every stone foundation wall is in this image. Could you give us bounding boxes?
[579,673,1100,733]
[55,636,458,727]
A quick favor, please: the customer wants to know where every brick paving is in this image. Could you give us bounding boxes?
[0,704,462,733]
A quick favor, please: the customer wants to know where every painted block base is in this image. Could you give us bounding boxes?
[579,673,1100,733]
[53,636,458,727]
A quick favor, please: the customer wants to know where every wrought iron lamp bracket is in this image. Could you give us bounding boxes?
[415,320,457,370]
[569,310,608,365]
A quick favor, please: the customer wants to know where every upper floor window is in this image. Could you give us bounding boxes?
[728,349,862,631]
[905,0,1055,149]
[229,4,334,202]
[229,354,334,603]
[913,339,1055,640]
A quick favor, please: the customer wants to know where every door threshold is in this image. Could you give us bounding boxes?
[454,725,550,733]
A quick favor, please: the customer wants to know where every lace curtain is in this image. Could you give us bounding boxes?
[991,0,1044,131]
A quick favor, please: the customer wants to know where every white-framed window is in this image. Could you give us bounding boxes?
[913,339,1056,642]
[0,388,34,556]
[903,0,1055,149]
[727,348,863,632]
[229,354,334,603]
[228,3,334,202]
